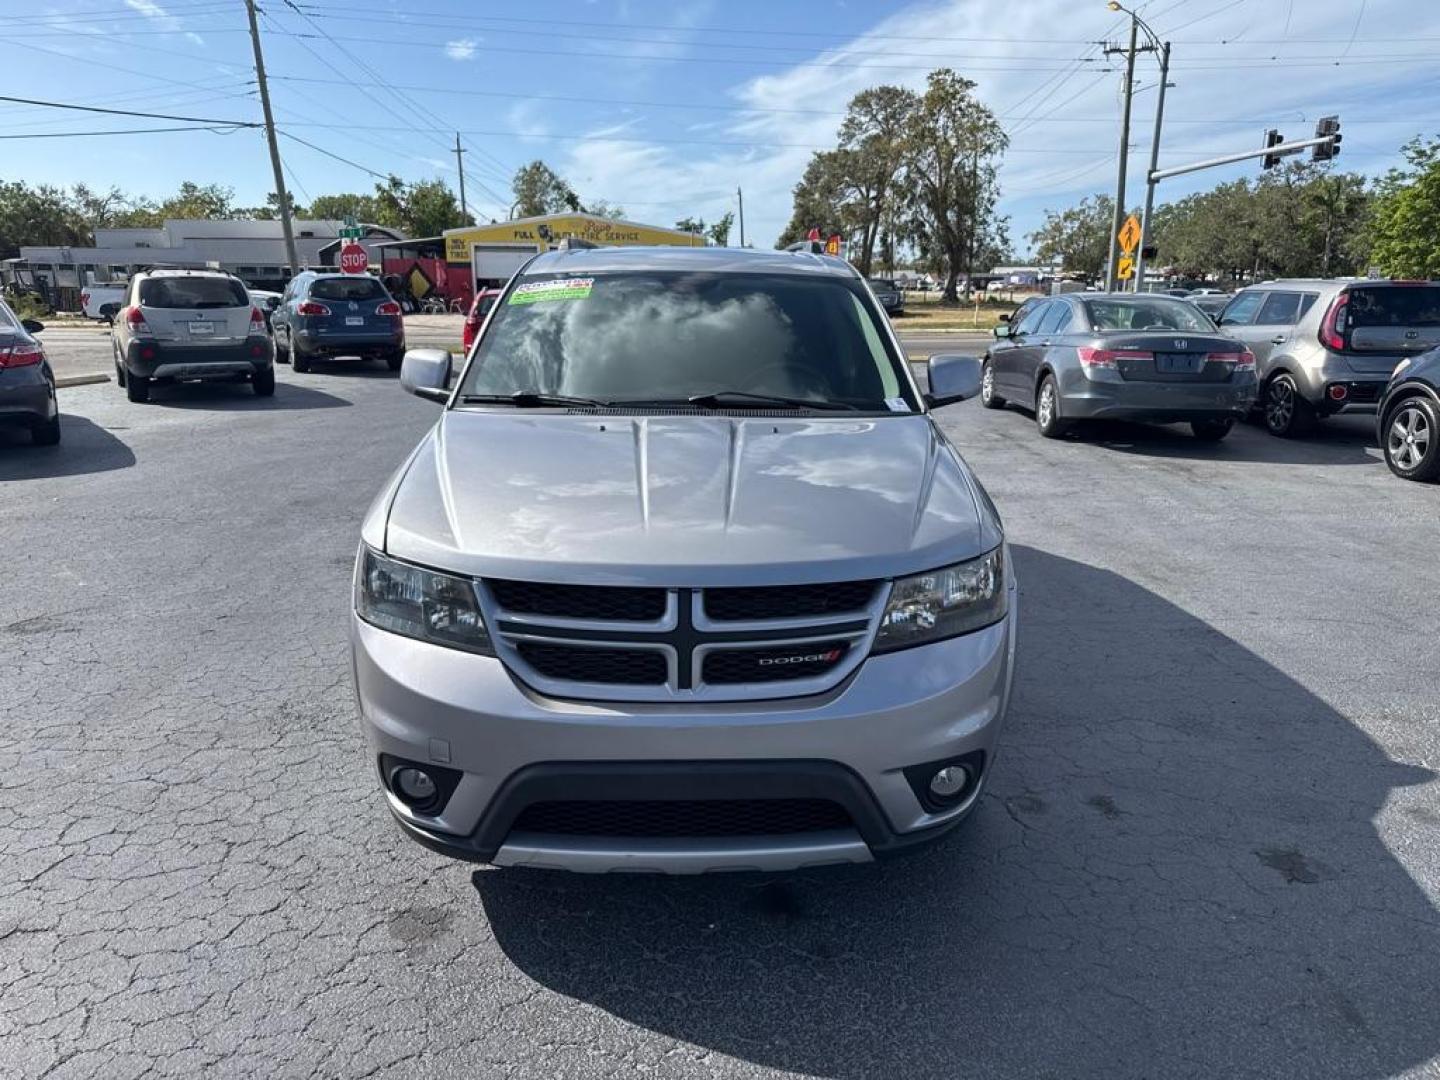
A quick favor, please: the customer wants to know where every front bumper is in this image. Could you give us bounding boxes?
[351,583,1017,873]
[125,338,273,379]
[1059,367,1257,422]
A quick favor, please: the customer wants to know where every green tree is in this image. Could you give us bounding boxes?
[836,85,917,275]
[1369,137,1440,278]
[402,178,471,235]
[674,215,705,235]
[511,160,580,217]
[0,182,86,258]
[583,199,626,219]
[777,150,851,247]
[707,211,734,247]
[901,69,1007,301]
[308,193,382,222]
[1027,194,1114,281]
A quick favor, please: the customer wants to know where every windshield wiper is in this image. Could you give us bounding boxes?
[685,391,858,411]
[459,391,611,408]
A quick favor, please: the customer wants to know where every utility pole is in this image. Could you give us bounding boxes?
[1103,18,1139,292]
[1133,40,1170,294]
[454,134,468,219]
[243,0,299,277]
[736,186,745,248]
[964,146,980,300]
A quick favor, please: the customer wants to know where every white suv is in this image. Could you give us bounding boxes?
[111,269,275,403]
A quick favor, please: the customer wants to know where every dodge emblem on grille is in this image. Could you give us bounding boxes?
[758,649,843,666]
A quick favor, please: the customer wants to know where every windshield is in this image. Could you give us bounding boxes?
[139,277,248,310]
[459,270,913,410]
[1084,297,1214,332]
[1347,285,1440,328]
[310,277,387,302]
[0,301,17,331]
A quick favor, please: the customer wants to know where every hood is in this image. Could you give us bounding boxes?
[381,412,998,586]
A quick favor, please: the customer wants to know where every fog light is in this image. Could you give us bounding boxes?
[1329,384,1348,401]
[929,765,971,799]
[393,767,437,805]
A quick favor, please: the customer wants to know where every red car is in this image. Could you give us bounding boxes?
[462,289,503,353]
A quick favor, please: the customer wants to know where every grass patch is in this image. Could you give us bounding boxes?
[890,293,1022,330]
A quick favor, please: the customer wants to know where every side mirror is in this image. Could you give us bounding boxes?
[998,313,1012,323]
[265,296,281,310]
[925,354,983,408]
[992,324,1011,339]
[99,303,119,324]
[21,318,45,334]
[400,348,452,403]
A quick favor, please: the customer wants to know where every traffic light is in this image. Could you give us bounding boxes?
[1261,129,1284,170]
[1313,115,1341,162]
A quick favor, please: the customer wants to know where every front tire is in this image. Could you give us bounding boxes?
[31,413,61,446]
[980,360,1006,409]
[1191,418,1234,442]
[252,365,276,397]
[1263,374,1314,438]
[291,346,311,374]
[1035,375,1070,439]
[1383,396,1440,482]
[125,373,150,403]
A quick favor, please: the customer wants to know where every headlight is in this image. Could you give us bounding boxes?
[873,547,1007,653]
[356,546,494,655]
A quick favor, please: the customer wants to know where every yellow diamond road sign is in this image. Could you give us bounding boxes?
[1118,214,1142,255]
[1117,256,1135,280]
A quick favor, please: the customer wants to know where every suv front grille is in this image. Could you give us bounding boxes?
[516,642,667,685]
[489,579,666,621]
[704,581,878,621]
[511,798,853,838]
[490,583,883,699]
[703,641,851,684]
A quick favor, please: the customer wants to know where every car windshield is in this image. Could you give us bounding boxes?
[139,277,248,309]
[459,270,913,410]
[868,279,896,290]
[0,302,17,331]
[1346,285,1440,328]
[1084,297,1214,332]
[310,277,387,302]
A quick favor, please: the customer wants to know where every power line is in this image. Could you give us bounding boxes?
[0,93,258,128]
[278,130,391,180]
[0,124,249,140]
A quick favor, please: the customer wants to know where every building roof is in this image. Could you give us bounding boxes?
[523,245,858,278]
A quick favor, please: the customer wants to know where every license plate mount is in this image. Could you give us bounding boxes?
[189,321,214,337]
[345,316,365,327]
[1156,352,1201,374]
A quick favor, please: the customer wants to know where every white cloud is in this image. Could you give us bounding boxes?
[123,0,203,46]
[548,0,1440,250]
[445,38,477,61]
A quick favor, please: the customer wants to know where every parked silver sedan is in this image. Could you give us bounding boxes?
[981,292,1257,441]
[0,299,59,446]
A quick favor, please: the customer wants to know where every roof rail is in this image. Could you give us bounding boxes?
[554,237,601,251]
[784,241,826,254]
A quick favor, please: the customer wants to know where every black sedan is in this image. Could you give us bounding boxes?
[0,300,59,446]
[980,292,1257,441]
[867,278,905,316]
[1377,346,1440,482]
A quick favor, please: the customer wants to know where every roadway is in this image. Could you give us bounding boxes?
[3,362,1438,1078]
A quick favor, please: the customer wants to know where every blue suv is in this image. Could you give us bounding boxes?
[272,272,406,373]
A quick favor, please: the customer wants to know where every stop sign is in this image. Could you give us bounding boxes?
[339,242,368,274]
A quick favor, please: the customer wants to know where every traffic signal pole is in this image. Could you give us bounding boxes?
[243,0,299,277]
[1103,18,1139,292]
[1132,40,1170,294]
[1148,134,1338,182]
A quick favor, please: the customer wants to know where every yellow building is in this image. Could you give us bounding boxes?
[443,213,704,299]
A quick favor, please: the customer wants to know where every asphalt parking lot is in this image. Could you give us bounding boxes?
[3,362,1439,1078]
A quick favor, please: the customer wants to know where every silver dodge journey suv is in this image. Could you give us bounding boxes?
[352,246,1016,873]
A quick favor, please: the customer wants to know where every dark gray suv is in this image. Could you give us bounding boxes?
[1218,279,1440,437]
[0,299,59,446]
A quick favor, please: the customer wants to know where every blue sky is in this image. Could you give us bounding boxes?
[5,0,1440,255]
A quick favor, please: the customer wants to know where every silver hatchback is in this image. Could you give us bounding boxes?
[1218,279,1440,437]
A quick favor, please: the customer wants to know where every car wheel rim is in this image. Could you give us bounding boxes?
[1267,379,1293,430]
[1039,385,1054,426]
[982,365,993,402]
[1389,405,1430,470]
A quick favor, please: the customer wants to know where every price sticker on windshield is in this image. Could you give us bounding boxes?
[509,278,594,305]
